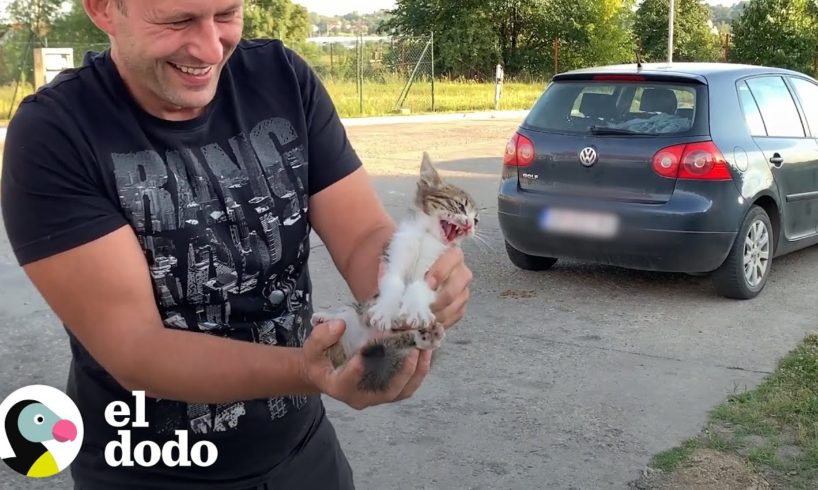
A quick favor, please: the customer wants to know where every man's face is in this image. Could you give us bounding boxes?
[108,0,244,120]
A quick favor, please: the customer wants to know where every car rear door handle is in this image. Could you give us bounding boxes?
[770,154,784,166]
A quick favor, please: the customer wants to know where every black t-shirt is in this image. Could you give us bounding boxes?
[1,40,361,488]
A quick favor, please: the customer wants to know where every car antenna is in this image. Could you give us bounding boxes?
[636,47,644,69]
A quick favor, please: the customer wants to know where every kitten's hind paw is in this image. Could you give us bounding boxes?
[358,333,416,392]
[414,323,445,351]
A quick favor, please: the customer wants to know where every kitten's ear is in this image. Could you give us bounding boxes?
[419,152,442,189]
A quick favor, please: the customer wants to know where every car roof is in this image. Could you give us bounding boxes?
[554,62,813,83]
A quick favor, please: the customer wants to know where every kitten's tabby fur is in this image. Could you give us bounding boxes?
[311,152,478,392]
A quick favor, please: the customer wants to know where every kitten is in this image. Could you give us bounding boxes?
[311,152,478,392]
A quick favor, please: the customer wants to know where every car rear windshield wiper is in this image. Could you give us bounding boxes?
[589,126,654,136]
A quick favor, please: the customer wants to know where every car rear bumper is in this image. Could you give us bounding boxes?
[498,179,741,273]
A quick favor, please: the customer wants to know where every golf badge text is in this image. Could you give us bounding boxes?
[0,385,83,479]
[104,391,218,468]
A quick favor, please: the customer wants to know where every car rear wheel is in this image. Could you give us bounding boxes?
[712,205,773,299]
[505,241,558,271]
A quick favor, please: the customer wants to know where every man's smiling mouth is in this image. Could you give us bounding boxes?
[168,62,212,76]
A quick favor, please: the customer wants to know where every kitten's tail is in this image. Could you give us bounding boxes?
[358,332,419,392]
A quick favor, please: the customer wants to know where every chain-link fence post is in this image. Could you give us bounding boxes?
[393,35,434,113]
[430,31,435,113]
[357,33,363,115]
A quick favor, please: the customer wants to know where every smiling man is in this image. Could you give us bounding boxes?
[0,0,472,489]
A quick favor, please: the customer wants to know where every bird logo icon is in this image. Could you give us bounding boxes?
[1,386,83,479]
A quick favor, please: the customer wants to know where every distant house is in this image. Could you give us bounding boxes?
[306,35,391,48]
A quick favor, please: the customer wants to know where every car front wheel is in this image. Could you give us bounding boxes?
[712,205,773,299]
[505,241,558,271]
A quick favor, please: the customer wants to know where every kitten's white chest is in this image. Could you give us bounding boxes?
[368,213,448,330]
[394,215,446,281]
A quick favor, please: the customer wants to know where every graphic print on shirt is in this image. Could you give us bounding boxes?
[111,117,312,434]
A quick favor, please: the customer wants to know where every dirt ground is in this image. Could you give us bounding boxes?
[345,118,519,176]
[632,449,771,490]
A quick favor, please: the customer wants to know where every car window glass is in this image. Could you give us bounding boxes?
[628,87,696,114]
[570,86,616,117]
[525,81,699,136]
[789,77,818,137]
[736,81,767,136]
[745,76,805,138]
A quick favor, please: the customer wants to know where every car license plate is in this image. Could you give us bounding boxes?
[540,208,619,239]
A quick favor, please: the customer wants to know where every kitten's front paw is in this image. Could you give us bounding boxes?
[399,305,436,330]
[414,323,445,350]
[398,280,437,329]
[368,302,398,332]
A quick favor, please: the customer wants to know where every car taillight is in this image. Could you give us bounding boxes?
[504,133,535,167]
[652,141,732,181]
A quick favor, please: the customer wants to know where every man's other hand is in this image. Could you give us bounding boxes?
[301,320,432,410]
[425,247,473,329]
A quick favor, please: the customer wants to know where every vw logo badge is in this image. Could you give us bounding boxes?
[579,147,598,167]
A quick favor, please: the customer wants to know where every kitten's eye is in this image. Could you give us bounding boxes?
[474,217,480,225]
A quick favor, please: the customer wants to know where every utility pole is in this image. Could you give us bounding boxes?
[668,0,675,63]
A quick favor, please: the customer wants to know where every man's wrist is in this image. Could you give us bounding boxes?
[294,347,323,396]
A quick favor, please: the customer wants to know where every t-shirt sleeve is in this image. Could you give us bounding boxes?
[1,98,128,266]
[286,49,363,196]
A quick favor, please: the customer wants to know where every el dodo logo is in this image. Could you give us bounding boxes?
[105,391,217,468]
[0,385,83,478]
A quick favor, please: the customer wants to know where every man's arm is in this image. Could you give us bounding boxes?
[23,224,317,404]
[309,167,395,302]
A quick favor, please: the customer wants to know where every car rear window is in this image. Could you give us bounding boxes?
[525,80,705,136]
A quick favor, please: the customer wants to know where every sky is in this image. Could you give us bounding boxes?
[293,0,742,17]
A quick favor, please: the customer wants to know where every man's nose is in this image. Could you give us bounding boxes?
[190,19,224,64]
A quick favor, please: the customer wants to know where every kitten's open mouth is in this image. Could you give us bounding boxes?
[440,220,469,242]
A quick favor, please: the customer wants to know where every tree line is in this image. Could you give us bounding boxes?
[380,0,818,80]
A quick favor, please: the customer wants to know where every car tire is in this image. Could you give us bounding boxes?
[712,205,773,300]
[505,241,558,271]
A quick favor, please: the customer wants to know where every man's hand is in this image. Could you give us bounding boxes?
[426,247,473,329]
[301,320,433,410]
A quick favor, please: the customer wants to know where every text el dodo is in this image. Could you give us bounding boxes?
[104,391,217,468]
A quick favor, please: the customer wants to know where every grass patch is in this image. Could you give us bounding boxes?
[650,439,699,472]
[747,446,777,467]
[637,333,818,489]
[0,79,544,123]
[323,78,544,117]
[0,82,34,122]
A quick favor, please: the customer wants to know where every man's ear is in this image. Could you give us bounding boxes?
[83,0,118,36]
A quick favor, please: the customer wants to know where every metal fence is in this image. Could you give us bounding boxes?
[0,36,439,119]
[305,34,436,115]
[6,32,812,120]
